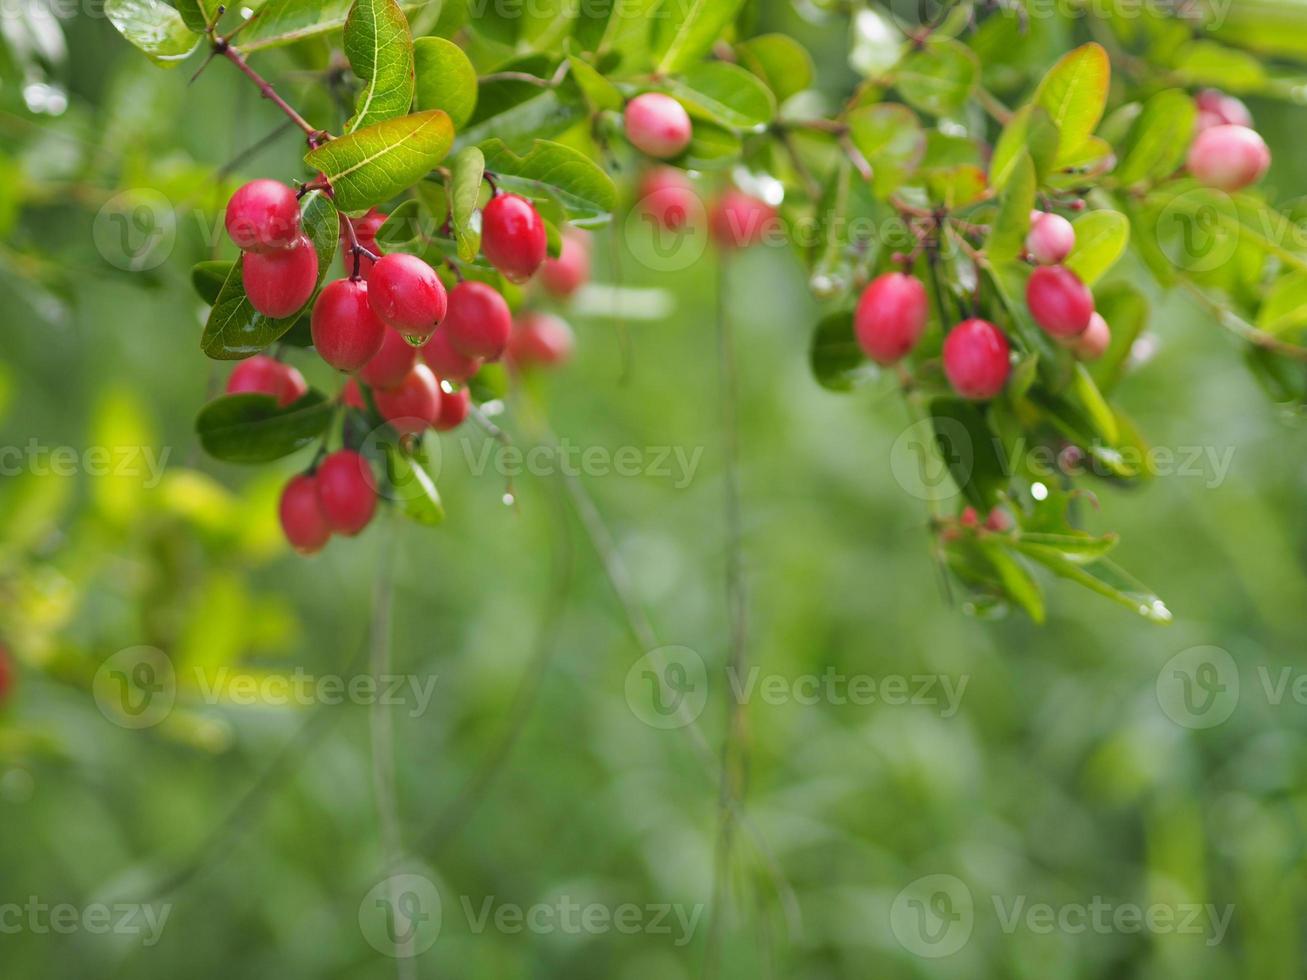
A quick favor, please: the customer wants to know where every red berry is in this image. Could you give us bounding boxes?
[316,449,377,536]
[943,319,1011,400]
[226,355,307,407]
[481,194,548,284]
[1026,265,1094,338]
[367,253,447,341]
[311,278,386,372]
[985,508,1013,533]
[226,179,301,252]
[358,327,417,389]
[1188,124,1271,191]
[373,364,441,435]
[443,281,513,360]
[1195,89,1252,131]
[960,506,979,528]
[1061,311,1111,361]
[0,645,14,705]
[539,229,591,298]
[243,235,319,319]
[1026,211,1076,266]
[433,386,470,431]
[854,272,929,365]
[340,208,387,278]
[342,377,368,410]
[507,311,574,369]
[638,167,701,231]
[624,92,692,159]
[420,327,482,382]
[709,190,777,249]
[279,473,331,554]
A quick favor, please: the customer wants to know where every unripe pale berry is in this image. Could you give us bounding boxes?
[420,327,482,382]
[226,355,307,407]
[1062,311,1111,361]
[1187,124,1271,191]
[434,386,471,432]
[340,208,387,278]
[638,167,701,231]
[367,253,447,340]
[443,280,513,360]
[709,190,777,250]
[226,179,301,252]
[279,473,331,554]
[315,449,377,536]
[943,319,1011,400]
[358,327,417,389]
[624,92,693,159]
[243,235,319,319]
[1026,265,1094,338]
[481,194,548,284]
[854,272,929,365]
[1026,211,1076,266]
[1195,89,1252,131]
[311,278,386,372]
[539,229,590,298]
[507,312,574,369]
[373,364,441,435]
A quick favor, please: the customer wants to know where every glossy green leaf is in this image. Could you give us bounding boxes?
[737,33,814,103]
[520,0,579,52]
[196,391,333,463]
[457,87,586,150]
[1017,547,1172,623]
[1116,89,1196,187]
[895,38,978,118]
[343,0,415,134]
[413,36,477,130]
[846,103,926,199]
[1013,531,1119,562]
[240,0,426,51]
[665,62,774,131]
[449,146,484,263]
[385,442,444,525]
[990,105,1059,190]
[305,110,453,212]
[1257,273,1307,336]
[174,0,216,32]
[987,152,1035,266]
[1033,42,1109,163]
[567,55,622,111]
[105,0,200,66]
[1065,210,1129,286]
[931,397,1009,509]
[848,6,902,78]
[192,260,232,305]
[478,138,616,226]
[977,540,1046,623]
[653,0,746,74]
[809,310,876,392]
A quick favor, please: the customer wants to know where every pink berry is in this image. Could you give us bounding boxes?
[481,194,548,284]
[943,319,1011,400]
[367,253,447,341]
[226,355,306,407]
[709,190,777,250]
[624,92,693,159]
[358,327,417,389]
[226,179,301,252]
[1026,211,1076,266]
[1195,89,1252,130]
[1188,124,1271,191]
[342,377,368,410]
[433,386,471,432]
[1062,311,1111,361]
[311,278,386,372]
[242,235,319,319]
[443,281,513,361]
[279,473,331,554]
[420,327,482,382]
[1026,265,1094,338]
[638,167,701,231]
[0,645,13,704]
[373,364,441,435]
[985,508,1013,533]
[539,229,591,298]
[507,312,574,369]
[315,449,377,536]
[854,272,929,365]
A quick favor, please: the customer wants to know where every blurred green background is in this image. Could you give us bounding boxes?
[2,2,1307,977]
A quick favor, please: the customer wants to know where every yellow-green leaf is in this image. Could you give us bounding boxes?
[1033,42,1110,163]
[343,0,415,134]
[306,110,454,212]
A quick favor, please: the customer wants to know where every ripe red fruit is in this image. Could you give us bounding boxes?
[358,327,417,389]
[1195,89,1252,131]
[226,179,301,252]
[433,386,471,431]
[367,253,447,341]
[709,190,777,249]
[943,319,1011,400]
[373,364,442,435]
[243,235,319,319]
[443,281,513,360]
[624,92,693,159]
[226,355,307,407]
[1062,311,1111,361]
[481,194,548,284]
[854,272,929,365]
[0,644,14,704]
[311,278,386,371]
[1026,265,1094,338]
[316,449,377,536]
[420,327,482,382]
[507,311,574,369]
[342,377,368,410]
[1026,211,1076,266]
[1187,124,1271,191]
[279,473,331,554]
[638,167,701,231]
[539,229,591,298]
[340,208,387,278]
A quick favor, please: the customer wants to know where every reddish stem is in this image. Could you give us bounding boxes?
[217,42,322,143]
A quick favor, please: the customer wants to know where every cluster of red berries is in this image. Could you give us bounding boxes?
[227,179,320,318]
[636,166,779,249]
[1187,89,1272,192]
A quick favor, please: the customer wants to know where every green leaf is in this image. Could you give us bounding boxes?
[384,442,444,525]
[653,0,746,75]
[457,87,586,150]
[567,55,622,111]
[737,33,814,104]
[196,391,333,463]
[1171,40,1267,91]
[845,103,926,199]
[413,36,477,130]
[1033,42,1110,163]
[1258,273,1307,336]
[1016,547,1172,624]
[848,6,902,78]
[989,105,1058,190]
[1089,282,1148,393]
[1064,210,1129,287]
[343,0,415,134]
[200,193,338,360]
[174,0,215,32]
[449,146,484,263]
[239,0,427,51]
[931,398,1009,509]
[977,540,1046,623]
[895,38,978,118]
[192,260,232,305]
[1116,89,1196,187]
[478,138,617,226]
[1068,363,1119,445]
[1012,531,1119,562]
[926,165,986,210]
[664,62,775,131]
[987,152,1035,266]
[305,110,454,213]
[809,310,876,392]
[106,0,200,66]
[375,198,422,249]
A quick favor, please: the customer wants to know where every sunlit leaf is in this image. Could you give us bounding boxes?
[305,110,453,212]
[342,0,415,134]
[413,36,476,129]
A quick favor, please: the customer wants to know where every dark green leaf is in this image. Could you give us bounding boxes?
[192,260,232,305]
[809,310,876,392]
[196,391,333,463]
